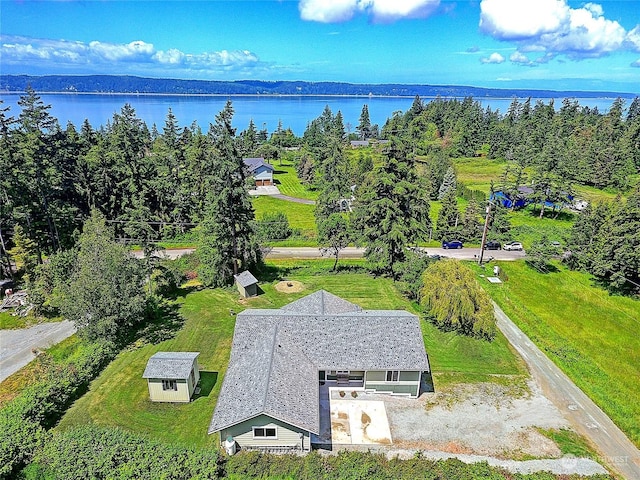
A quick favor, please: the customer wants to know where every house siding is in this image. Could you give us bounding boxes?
[220,414,310,451]
[364,370,421,397]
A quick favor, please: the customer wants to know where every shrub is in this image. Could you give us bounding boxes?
[256,212,292,241]
[31,425,221,480]
[0,341,115,478]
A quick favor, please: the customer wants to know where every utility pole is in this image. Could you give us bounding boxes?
[478,201,493,265]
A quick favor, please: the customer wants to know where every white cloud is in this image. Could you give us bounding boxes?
[479,0,628,60]
[625,25,640,52]
[509,51,534,66]
[0,35,262,74]
[481,52,505,64]
[632,59,640,68]
[299,0,358,22]
[299,0,440,23]
[88,40,155,62]
[480,0,569,40]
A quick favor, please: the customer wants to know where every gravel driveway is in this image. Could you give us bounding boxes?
[0,320,76,382]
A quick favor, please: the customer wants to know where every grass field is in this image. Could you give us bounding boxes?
[252,195,317,242]
[56,261,526,448]
[474,260,640,449]
[272,161,319,200]
[453,156,507,193]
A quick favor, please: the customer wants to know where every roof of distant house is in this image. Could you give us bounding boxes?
[142,352,199,379]
[234,270,258,288]
[208,290,429,435]
[243,157,274,173]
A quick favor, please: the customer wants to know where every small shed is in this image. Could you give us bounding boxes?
[234,271,259,298]
[142,352,200,403]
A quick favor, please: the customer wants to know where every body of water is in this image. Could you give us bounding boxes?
[0,93,620,136]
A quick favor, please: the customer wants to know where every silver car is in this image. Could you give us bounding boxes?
[503,241,524,251]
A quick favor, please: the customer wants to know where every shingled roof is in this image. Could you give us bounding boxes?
[142,352,199,379]
[208,290,429,435]
[243,157,274,173]
[234,270,258,288]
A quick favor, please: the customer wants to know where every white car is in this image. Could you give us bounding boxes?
[503,241,524,251]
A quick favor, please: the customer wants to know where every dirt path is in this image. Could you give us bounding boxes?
[0,320,77,383]
[494,302,640,479]
[270,193,316,204]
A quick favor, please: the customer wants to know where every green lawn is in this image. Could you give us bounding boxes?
[453,156,507,193]
[475,260,640,448]
[57,262,525,448]
[252,195,317,241]
[272,161,319,200]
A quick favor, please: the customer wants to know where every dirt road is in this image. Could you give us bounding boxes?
[0,320,77,383]
[494,303,640,479]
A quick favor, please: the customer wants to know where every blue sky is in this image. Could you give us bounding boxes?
[1,0,639,93]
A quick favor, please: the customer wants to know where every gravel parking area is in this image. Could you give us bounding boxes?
[313,377,607,477]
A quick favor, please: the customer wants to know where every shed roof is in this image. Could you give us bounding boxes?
[234,270,258,288]
[209,290,429,435]
[142,352,199,380]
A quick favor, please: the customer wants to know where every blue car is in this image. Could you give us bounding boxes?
[442,240,463,249]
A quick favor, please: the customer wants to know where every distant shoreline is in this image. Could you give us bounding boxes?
[1,91,627,101]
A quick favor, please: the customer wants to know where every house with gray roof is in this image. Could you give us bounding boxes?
[234,270,259,298]
[143,352,200,403]
[243,157,274,186]
[208,290,429,452]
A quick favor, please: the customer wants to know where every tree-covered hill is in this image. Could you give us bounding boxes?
[1,74,637,98]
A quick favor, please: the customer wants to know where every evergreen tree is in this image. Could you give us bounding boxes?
[460,197,482,242]
[353,137,430,279]
[356,104,371,140]
[198,101,260,287]
[435,188,460,241]
[437,166,457,200]
[487,202,511,241]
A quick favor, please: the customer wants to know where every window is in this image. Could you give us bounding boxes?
[162,379,177,391]
[253,427,277,439]
[386,370,399,382]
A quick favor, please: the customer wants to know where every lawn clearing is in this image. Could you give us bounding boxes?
[475,260,640,448]
[453,156,507,193]
[272,161,318,200]
[56,262,526,449]
[252,195,317,240]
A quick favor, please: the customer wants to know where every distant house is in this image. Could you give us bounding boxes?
[208,290,430,452]
[243,157,274,186]
[234,270,259,298]
[142,352,200,403]
[350,140,369,148]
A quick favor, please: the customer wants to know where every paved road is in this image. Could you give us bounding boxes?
[494,303,640,480]
[135,247,526,261]
[0,320,77,383]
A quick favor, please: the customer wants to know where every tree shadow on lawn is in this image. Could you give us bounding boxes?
[257,263,292,283]
[194,371,218,399]
[135,301,186,346]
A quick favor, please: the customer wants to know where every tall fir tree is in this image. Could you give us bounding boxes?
[198,101,260,287]
[437,166,457,200]
[353,137,430,279]
[435,188,461,241]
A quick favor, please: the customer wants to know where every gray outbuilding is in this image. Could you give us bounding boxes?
[142,352,200,403]
[234,271,259,298]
